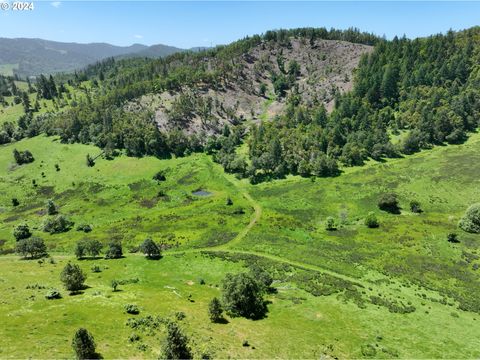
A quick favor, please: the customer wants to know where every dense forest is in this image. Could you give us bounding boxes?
[1,27,480,182]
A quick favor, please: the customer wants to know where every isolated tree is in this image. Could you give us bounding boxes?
[72,328,96,360]
[16,237,47,259]
[13,223,31,241]
[60,263,86,292]
[365,212,379,228]
[160,321,192,360]
[74,240,87,259]
[140,238,160,259]
[105,241,123,259]
[208,297,224,323]
[221,272,267,319]
[459,203,480,233]
[378,193,400,214]
[46,199,58,215]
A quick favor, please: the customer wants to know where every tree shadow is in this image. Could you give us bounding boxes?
[214,317,229,324]
[146,254,163,260]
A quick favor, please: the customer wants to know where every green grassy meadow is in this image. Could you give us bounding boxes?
[1,133,480,358]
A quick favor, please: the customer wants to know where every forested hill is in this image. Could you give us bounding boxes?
[1,27,479,183]
[0,38,187,77]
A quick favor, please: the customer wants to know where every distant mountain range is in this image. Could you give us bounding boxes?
[0,38,204,77]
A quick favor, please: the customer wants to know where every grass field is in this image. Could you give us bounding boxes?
[1,132,480,358]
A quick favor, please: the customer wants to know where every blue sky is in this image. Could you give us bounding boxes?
[0,1,479,48]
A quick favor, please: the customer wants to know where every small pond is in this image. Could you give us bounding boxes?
[192,190,212,196]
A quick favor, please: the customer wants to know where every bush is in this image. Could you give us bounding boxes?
[45,289,62,300]
[221,272,267,319]
[378,193,400,214]
[43,215,74,234]
[208,297,223,323]
[76,224,93,233]
[125,304,139,315]
[46,199,58,215]
[364,212,379,228]
[111,279,119,292]
[16,237,48,259]
[447,233,459,243]
[105,241,123,259]
[91,265,101,273]
[13,149,34,165]
[72,328,96,360]
[152,170,166,182]
[11,198,19,207]
[325,216,336,231]
[13,223,31,241]
[459,203,480,233]
[60,263,86,292]
[410,200,422,213]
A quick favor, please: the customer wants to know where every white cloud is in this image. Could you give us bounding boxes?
[51,1,61,8]
[134,34,143,39]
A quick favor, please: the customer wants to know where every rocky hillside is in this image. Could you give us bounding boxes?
[126,38,372,135]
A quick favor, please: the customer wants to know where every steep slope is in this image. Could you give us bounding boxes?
[127,38,372,135]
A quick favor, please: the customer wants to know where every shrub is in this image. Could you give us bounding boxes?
[13,223,32,241]
[410,200,422,213]
[459,203,480,233]
[91,265,101,273]
[43,215,74,234]
[76,224,93,233]
[364,212,379,228]
[11,198,19,207]
[13,149,34,165]
[140,238,161,259]
[45,289,62,300]
[175,311,186,321]
[221,272,267,319]
[325,216,336,231]
[72,328,96,360]
[105,241,123,259]
[128,333,140,342]
[160,321,192,360]
[46,199,58,215]
[208,297,223,323]
[447,233,459,243]
[152,170,166,182]
[226,198,233,206]
[60,263,86,292]
[378,193,400,214]
[125,304,139,315]
[16,237,48,259]
[86,154,95,167]
[111,280,119,292]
